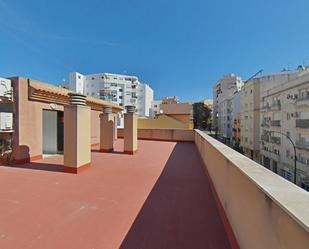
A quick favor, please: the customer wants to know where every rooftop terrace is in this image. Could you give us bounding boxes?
[0,139,231,249]
[1,129,308,249]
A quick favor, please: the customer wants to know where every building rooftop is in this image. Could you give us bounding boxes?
[0,139,231,249]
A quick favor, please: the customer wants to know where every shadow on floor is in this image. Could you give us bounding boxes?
[1,162,64,173]
[119,142,231,249]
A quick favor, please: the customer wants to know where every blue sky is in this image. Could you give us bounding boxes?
[1,0,309,102]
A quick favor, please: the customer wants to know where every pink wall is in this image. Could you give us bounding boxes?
[10,77,101,163]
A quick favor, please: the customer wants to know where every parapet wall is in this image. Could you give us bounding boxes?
[117,128,194,142]
[195,130,309,249]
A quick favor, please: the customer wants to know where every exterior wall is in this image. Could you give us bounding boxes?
[68,72,154,127]
[160,103,193,128]
[10,77,102,163]
[68,72,84,93]
[195,130,309,249]
[117,128,195,142]
[260,70,309,189]
[240,79,260,161]
[138,115,188,129]
[0,77,13,130]
[213,74,243,136]
[137,84,153,117]
[218,97,233,139]
[149,100,162,117]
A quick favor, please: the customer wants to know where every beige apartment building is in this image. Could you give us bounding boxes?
[260,69,309,190]
[240,79,261,161]
[240,68,304,163]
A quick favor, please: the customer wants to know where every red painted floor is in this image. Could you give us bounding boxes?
[0,140,231,249]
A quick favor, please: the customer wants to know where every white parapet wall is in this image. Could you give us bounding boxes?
[195,130,309,249]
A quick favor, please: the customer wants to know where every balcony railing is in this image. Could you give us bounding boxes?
[296,119,309,129]
[270,136,281,145]
[296,139,309,150]
[270,120,281,127]
[296,93,309,104]
[261,134,270,142]
[270,102,281,111]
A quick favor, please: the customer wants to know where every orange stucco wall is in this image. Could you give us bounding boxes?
[10,77,101,163]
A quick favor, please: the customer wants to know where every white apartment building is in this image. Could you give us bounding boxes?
[149,100,162,117]
[68,72,154,127]
[260,68,309,190]
[213,74,243,140]
[0,77,13,131]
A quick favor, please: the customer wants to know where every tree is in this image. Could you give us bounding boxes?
[193,102,212,130]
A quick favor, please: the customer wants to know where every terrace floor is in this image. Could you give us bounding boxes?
[0,139,232,249]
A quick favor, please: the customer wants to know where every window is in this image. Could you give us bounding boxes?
[78,75,81,79]
[91,77,95,80]
[119,89,123,92]
[119,96,122,99]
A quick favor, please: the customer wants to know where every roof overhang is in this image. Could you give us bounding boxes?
[28,79,123,112]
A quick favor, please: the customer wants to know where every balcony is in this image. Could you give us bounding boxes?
[261,134,270,142]
[0,129,308,249]
[296,94,309,106]
[261,121,270,128]
[270,102,281,111]
[296,139,309,150]
[270,120,281,127]
[296,119,309,129]
[270,136,281,145]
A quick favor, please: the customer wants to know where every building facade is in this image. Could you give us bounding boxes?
[260,69,309,190]
[213,74,243,140]
[68,72,153,127]
[0,77,13,131]
[240,79,261,161]
[149,97,193,129]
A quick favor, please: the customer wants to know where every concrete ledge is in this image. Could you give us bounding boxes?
[195,129,309,249]
[118,128,194,142]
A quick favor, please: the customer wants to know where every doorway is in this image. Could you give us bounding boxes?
[43,110,64,155]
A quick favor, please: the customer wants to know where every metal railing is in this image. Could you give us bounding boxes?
[296,119,309,129]
[271,120,281,127]
[296,139,309,150]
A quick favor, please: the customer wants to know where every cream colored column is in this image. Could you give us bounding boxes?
[64,93,91,173]
[113,113,118,141]
[100,107,114,152]
[124,105,138,154]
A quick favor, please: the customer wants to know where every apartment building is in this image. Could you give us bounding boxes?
[68,72,153,127]
[231,92,241,147]
[0,77,13,131]
[239,69,303,163]
[148,97,193,129]
[260,68,309,190]
[213,74,243,140]
[240,79,261,161]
